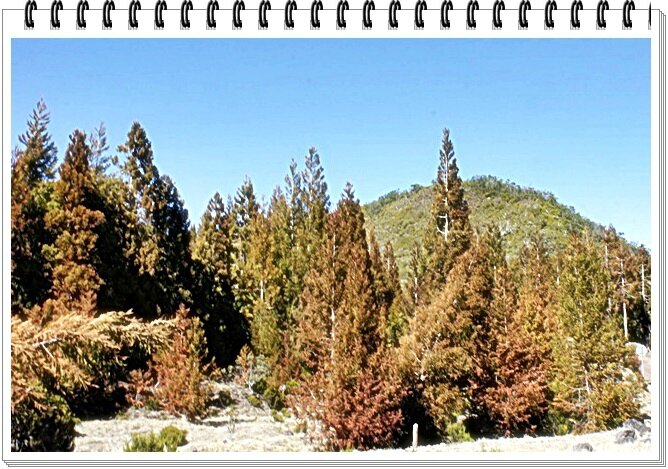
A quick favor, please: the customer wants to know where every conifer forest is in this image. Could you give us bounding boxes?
[10,100,652,452]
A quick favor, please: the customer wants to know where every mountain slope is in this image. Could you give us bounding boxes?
[363,175,607,280]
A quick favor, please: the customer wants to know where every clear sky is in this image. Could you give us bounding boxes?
[11,39,651,247]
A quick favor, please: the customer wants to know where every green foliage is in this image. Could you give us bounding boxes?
[11,100,58,314]
[246,394,262,408]
[549,234,643,433]
[363,175,609,282]
[422,128,472,290]
[124,432,164,452]
[192,192,248,367]
[119,122,193,318]
[123,425,187,452]
[444,422,473,443]
[159,425,188,451]
[11,385,78,452]
[271,409,285,422]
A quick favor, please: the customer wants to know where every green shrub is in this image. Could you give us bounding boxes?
[124,432,164,452]
[262,384,287,410]
[123,425,187,452]
[271,409,285,423]
[546,408,572,436]
[246,394,262,408]
[11,388,79,452]
[216,389,234,407]
[444,422,473,443]
[159,425,188,451]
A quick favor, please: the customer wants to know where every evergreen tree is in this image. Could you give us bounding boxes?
[301,147,329,241]
[382,242,410,346]
[398,234,493,439]
[295,184,403,449]
[230,177,261,319]
[119,123,192,317]
[603,227,651,345]
[45,130,104,310]
[368,231,407,346]
[471,229,552,435]
[408,242,428,309]
[549,234,643,433]
[151,174,193,311]
[246,211,282,359]
[192,193,247,367]
[86,126,145,314]
[422,128,472,291]
[11,100,58,313]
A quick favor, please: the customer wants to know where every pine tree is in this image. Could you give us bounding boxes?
[301,147,329,241]
[192,193,247,367]
[87,126,145,314]
[119,123,193,317]
[603,227,651,345]
[408,242,428,309]
[398,233,493,439]
[44,130,105,311]
[471,229,552,435]
[422,128,472,292]
[294,184,403,449]
[549,234,643,433]
[11,100,58,313]
[230,177,261,319]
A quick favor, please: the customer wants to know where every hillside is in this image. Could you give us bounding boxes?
[363,175,607,280]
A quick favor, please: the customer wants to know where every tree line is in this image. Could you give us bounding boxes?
[11,101,651,451]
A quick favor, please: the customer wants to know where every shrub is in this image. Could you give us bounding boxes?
[271,409,285,423]
[11,386,78,452]
[128,305,213,421]
[11,300,171,452]
[444,422,473,443]
[159,425,188,451]
[124,432,164,452]
[123,425,188,452]
[246,394,262,408]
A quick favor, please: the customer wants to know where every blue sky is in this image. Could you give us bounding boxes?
[11,39,650,247]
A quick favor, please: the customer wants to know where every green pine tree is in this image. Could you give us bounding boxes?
[422,128,472,292]
[11,100,58,313]
[549,233,643,434]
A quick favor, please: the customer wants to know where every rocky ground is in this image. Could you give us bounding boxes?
[74,380,316,452]
[74,381,652,454]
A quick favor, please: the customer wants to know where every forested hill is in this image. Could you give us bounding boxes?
[364,175,617,280]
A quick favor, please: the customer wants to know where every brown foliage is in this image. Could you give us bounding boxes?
[297,351,404,451]
[129,305,213,420]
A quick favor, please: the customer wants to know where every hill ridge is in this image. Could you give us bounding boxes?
[363,175,611,280]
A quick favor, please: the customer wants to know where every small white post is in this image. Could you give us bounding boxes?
[412,423,418,452]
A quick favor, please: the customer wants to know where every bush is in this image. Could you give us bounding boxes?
[128,305,213,421]
[246,394,262,408]
[11,302,171,452]
[444,422,473,443]
[159,425,188,451]
[11,387,78,452]
[124,432,164,452]
[123,425,187,452]
[271,409,285,423]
